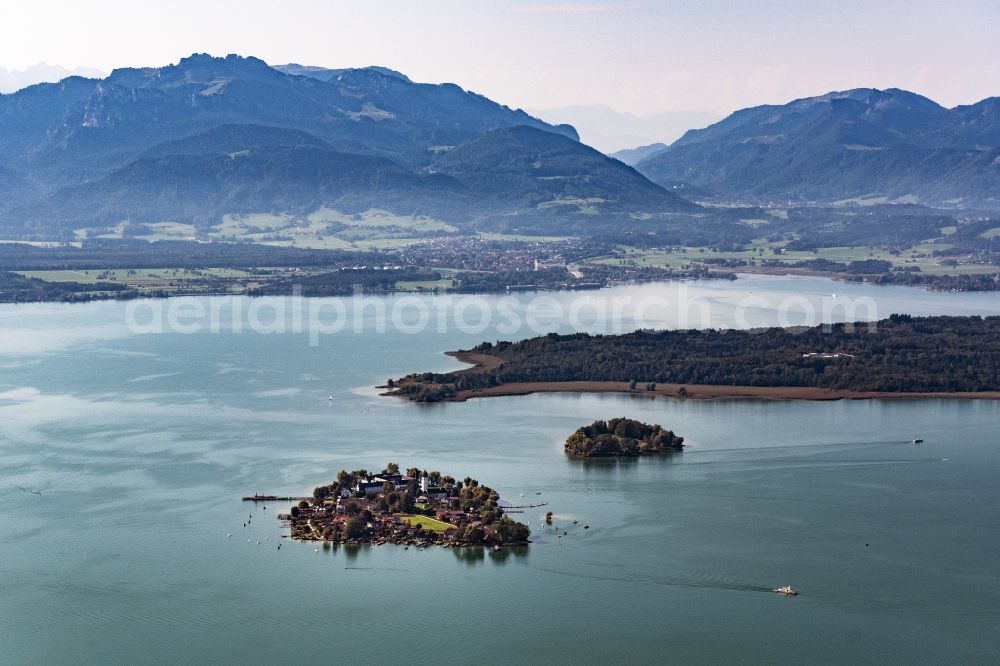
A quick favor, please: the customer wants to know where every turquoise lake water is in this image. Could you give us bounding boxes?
[1,275,999,664]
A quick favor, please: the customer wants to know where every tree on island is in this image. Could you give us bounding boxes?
[344,517,366,539]
[460,524,486,545]
[565,418,684,457]
[487,517,530,544]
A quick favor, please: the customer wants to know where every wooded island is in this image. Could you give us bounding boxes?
[565,418,684,457]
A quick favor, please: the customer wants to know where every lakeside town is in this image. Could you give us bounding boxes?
[266,464,534,549]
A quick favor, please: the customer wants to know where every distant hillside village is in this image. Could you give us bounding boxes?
[282,465,531,548]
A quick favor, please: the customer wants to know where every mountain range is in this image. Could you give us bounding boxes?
[634,88,1000,206]
[3,58,998,238]
[0,54,693,234]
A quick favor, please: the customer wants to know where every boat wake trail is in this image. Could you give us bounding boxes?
[344,566,410,572]
[529,564,778,595]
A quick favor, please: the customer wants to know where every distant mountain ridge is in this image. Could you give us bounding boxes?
[529,105,718,153]
[0,63,105,94]
[611,142,668,166]
[0,53,694,234]
[635,88,1000,206]
[275,63,412,83]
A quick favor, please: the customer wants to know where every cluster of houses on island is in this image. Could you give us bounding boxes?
[801,352,857,360]
[281,466,531,547]
[349,471,448,505]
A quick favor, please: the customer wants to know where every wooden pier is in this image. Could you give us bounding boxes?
[242,495,311,502]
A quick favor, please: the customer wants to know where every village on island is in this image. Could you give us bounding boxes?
[250,464,535,549]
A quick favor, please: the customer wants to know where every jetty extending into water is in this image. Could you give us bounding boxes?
[242,495,311,502]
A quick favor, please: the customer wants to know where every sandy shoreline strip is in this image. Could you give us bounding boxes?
[445,350,503,372]
[447,381,1000,402]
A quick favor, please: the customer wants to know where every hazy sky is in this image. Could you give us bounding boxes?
[2,0,997,117]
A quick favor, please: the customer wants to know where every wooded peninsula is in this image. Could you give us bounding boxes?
[384,315,1000,402]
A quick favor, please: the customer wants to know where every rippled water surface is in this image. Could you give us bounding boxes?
[2,276,999,664]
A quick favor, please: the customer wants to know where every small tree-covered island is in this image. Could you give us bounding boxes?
[565,418,685,457]
[281,464,531,548]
